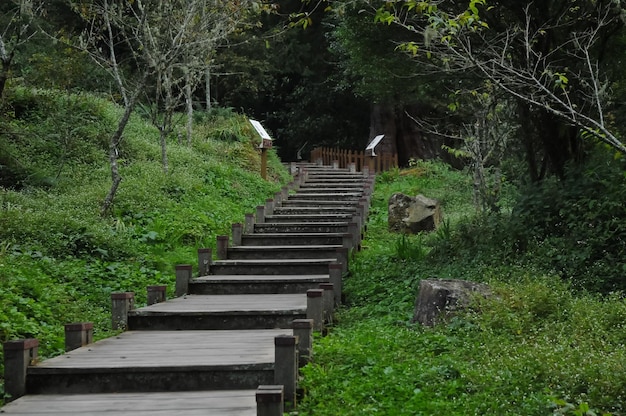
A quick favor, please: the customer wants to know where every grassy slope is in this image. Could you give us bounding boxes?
[0,88,291,400]
[297,163,626,416]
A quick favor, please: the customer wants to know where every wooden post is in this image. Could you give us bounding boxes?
[307,289,324,332]
[245,213,255,234]
[261,148,268,180]
[175,264,193,297]
[329,262,343,305]
[281,186,289,200]
[274,335,298,407]
[198,248,211,277]
[348,162,356,173]
[217,235,229,260]
[3,338,38,401]
[342,232,354,249]
[232,223,242,246]
[274,191,282,206]
[64,322,93,352]
[111,292,134,330]
[256,385,284,416]
[256,205,265,224]
[348,221,359,252]
[265,199,274,216]
[147,285,167,305]
[319,282,335,325]
[337,248,349,274]
[292,319,314,366]
[368,155,375,174]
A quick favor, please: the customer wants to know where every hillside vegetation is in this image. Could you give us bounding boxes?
[297,162,626,415]
[0,87,290,400]
[2,88,626,414]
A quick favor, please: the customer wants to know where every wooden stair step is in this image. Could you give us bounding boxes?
[253,222,349,234]
[26,329,287,393]
[225,245,343,260]
[241,232,346,246]
[263,214,353,222]
[0,390,258,415]
[190,274,330,294]
[128,294,307,330]
[210,258,337,275]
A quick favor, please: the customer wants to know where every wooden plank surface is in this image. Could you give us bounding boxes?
[193,274,329,282]
[131,294,307,314]
[0,390,257,415]
[30,329,287,370]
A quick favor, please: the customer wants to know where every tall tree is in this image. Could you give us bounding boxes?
[70,0,264,212]
[0,0,42,99]
[366,0,626,177]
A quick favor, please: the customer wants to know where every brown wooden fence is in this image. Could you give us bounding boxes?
[310,147,398,173]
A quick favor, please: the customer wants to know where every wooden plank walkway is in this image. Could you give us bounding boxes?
[0,391,257,415]
[1,162,373,414]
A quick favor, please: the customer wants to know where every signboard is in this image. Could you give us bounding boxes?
[249,119,273,149]
[365,134,385,156]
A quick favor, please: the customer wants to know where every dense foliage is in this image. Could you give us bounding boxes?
[297,161,626,415]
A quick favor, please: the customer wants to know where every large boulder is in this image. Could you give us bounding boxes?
[388,193,442,234]
[412,279,491,326]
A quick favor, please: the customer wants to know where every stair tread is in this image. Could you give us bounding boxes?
[0,390,258,415]
[228,245,342,250]
[212,258,337,265]
[194,274,329,282]
[29,329,287,371]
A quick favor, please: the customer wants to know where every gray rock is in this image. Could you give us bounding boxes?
[388,193,442,233]
[412,279,491,326]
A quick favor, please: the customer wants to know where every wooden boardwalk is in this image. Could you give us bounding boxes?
[1,162,373,415]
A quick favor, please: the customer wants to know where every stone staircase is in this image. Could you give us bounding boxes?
[1,162,373,415]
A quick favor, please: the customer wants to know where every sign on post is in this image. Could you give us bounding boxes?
[365,134,385,156]
[249,119,273,149]
[249,119,273,180]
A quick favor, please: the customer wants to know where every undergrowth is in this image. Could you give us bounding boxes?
[296,159,626,415]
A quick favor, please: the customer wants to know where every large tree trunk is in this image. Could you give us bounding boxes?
[369,102,454,167]
[0,54,14,99]
[100,75,147,216]
[369,103,398,156]
[205,67,211,113]
[101,102,133,216]
[185,70,193,146]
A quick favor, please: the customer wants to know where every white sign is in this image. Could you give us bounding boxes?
[365,134,385,156]
[249,119,273,149]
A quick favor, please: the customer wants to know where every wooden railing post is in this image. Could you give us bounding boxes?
[256,205,265,224]
[147,285,167,305]
[64,322,93,352]
[232,223,242,246]
[111,292,134,330]
[175,264,193,297]
[274,335,298,407]
[319,282,335,325]
[292,319,314,366]
[217,235,229,260]
[198,248,211,277]
[256,385,284,416]
[245,213,255,234]
[329,262,343,305]
[307,289,324,332]
[3,338,38,401]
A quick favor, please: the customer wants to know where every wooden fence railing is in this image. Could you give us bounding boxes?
[310,147,398,173]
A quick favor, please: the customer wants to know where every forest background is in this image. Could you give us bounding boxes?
[2,0,626,413]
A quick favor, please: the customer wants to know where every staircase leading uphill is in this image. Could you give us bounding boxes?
[1,162,373,415]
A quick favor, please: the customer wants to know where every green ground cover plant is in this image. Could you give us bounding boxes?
[0,88,291,401]
[297,160,626,415]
